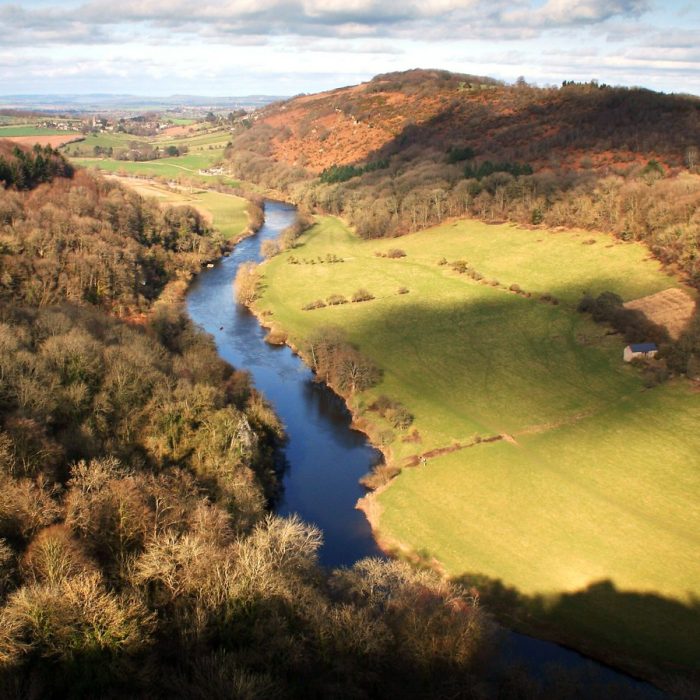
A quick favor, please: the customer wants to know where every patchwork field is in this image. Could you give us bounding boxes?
[0,124,84,149]
[256,215,700,682]
[62,123,235,185]
[74,154,235,184]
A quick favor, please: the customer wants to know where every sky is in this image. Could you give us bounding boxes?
[0,0,698,96]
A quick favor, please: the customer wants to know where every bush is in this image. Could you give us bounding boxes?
[397,287,409,295]
[260,239,280,258]
[326,294,348,306]
[264,329,288,345]
[234,262,260,305]
[437,257,448,266]
[370,396,413,429]
[352,289,374,303]
[378,429,395,445]
[360,463,401,490]
[386,248,406,259]
[509,283,522,293]
[385,405,414,430]
[447,146,475,163]
[302,299,326,310]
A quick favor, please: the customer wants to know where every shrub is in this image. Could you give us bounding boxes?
[447,146,475,163]
[386,248,406,259]
[370,396,413,429]
[326,294,348,306]
[360,463,401,490]
[531,207,544,225]
[385,405,414,430]
[378,429,395,445]
[260,239,280,258]
[352,289,374,303]
[437,257,448,266]
[234,262,260,305]
[302,299,326,311]
[264,329,287,345]
[509,283,521,293]
[397,287,409,295]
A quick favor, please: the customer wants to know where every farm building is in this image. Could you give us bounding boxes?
[623,343,658,362]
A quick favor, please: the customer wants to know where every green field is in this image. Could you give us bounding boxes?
[153,130,230,148]
[256,215,700,681]
[114,179,249,240]
[63,132,148,155]
[0,125,68,137]
[73,152,234,184]
[167,117,197,126]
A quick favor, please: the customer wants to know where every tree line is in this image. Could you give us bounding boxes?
[0,142,74,190]
[0,168,221,316]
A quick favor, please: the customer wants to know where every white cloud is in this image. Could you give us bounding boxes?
[0,0,652,46]
[0,0,698,96]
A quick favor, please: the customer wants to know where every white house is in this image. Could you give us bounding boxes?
[623,343,658,362]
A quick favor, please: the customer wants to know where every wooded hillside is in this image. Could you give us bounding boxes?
[227,69,700,286]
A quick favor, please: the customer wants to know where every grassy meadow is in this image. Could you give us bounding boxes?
[256,215,700,679]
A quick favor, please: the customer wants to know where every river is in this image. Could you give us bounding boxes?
[186,200,664,697]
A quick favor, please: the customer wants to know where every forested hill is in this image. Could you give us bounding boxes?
[228,69,700,286]
[234,68,700,174]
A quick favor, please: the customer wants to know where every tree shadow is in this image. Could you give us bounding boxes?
[451,570,700,694]
[339,291,699,692]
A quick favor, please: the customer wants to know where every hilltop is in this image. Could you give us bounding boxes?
[227,69,700,288]
[239,68,700,174]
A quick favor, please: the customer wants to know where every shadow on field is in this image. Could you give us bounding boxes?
[340,294,698,691]
[344,288,649,430]
[451,570,700,690]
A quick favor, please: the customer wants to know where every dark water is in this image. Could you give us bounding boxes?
[186,201,383,567]
[186,200,664,697]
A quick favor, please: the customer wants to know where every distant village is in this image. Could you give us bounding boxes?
[38,108,250,138]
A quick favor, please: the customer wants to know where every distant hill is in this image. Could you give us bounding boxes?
[238,68,700,174]
[227,68,700,287]
[0,94,288,113]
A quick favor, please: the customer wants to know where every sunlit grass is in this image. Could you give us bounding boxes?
[257,214,700,676]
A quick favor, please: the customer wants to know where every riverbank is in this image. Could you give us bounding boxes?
[250,296,677,695]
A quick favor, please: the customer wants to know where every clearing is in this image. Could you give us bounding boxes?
[256,215,700,684]
[111,177,249,241]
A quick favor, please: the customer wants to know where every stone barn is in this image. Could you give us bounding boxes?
[623,343,658,362]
